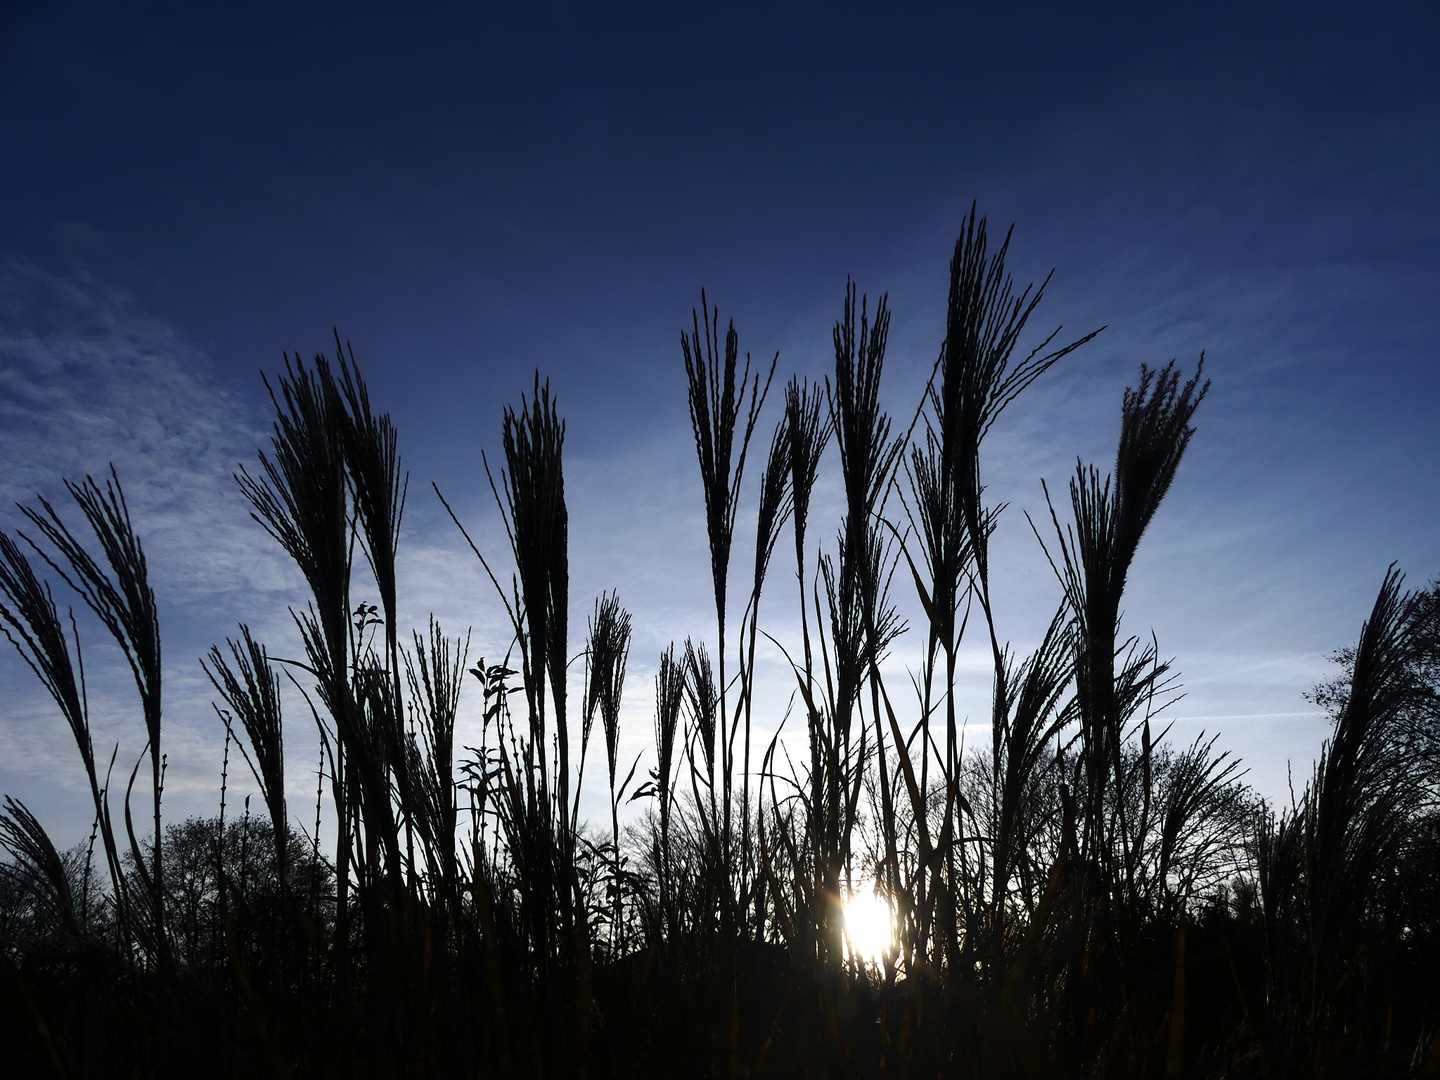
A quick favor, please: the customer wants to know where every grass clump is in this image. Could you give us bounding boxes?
[2,216,1437,1079]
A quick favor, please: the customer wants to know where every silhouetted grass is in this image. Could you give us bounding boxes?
[2,214,1436,1079]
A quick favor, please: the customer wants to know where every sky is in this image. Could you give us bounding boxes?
[1,0,1437,846]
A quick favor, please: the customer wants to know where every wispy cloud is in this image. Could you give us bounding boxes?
[0,258,298,607]
[0,260,303,836]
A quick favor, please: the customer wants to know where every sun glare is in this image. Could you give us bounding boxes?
[842,888,896,966]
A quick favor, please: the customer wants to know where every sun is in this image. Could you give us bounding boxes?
[842,888,896,966]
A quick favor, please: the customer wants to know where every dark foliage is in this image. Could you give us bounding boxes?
[2,219,1435,1079]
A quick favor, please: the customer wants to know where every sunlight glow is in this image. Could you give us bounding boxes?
[842,888,896,966]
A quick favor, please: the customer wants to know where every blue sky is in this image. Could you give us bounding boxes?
[2,0,1437,843]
